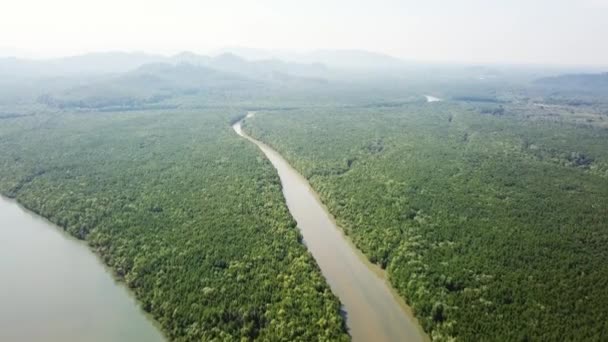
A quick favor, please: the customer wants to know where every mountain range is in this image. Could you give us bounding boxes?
[0,49,411,79]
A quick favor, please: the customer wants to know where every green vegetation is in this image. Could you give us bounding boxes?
[244,102,608,341]
[2,52,608,341]
[0,109,348,341]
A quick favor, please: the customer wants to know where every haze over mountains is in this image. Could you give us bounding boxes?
[1,48,606,112]
[0,49,410,78]
[3,47,605,86]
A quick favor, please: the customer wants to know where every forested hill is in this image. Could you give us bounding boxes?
[36,63,261,109]
[3,53,332,110]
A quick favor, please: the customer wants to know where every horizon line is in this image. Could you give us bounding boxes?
[1,48,607,70]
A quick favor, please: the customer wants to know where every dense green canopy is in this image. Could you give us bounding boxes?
[245,103,608,341]
[0,109,348,341]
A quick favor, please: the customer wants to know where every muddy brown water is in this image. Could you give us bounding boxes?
[234,112,428,342]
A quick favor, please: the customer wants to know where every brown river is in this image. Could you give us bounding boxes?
[234,112,428,342]
[0,110,427,342]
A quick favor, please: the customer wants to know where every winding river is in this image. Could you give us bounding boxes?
[233,113,428,342]
[0,196,165,342]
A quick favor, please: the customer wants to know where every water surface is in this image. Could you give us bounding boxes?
[0,196,165,342]
[234,113,428,342]
[425,95,443,102]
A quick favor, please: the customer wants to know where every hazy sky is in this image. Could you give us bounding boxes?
[2,0,607,66]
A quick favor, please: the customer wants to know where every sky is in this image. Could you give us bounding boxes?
[1,0,608,66]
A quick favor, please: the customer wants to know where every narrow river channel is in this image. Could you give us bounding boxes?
[0,196,165,342]
[233,113,428,342]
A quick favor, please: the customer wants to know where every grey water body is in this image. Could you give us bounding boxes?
[234,113,428,342]
[0,196,165,342]
[425,95,443,102]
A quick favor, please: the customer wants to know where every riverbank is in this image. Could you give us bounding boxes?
[234,113,428,342]
[0,108,350,341]
[0,195,166,342]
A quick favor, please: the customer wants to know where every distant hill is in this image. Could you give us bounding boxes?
[299,49,407,70]
[216,47,408,70]
[0,48,410,83]
[205,53,329,81]
[37,62,259,109]
[33,54,332,110]
[0,50,338,108]
[170,51,212,66]
[0,52,166,77]
[0,50,330,81]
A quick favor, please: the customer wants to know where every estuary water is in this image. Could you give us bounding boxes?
[0,196,165,342]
